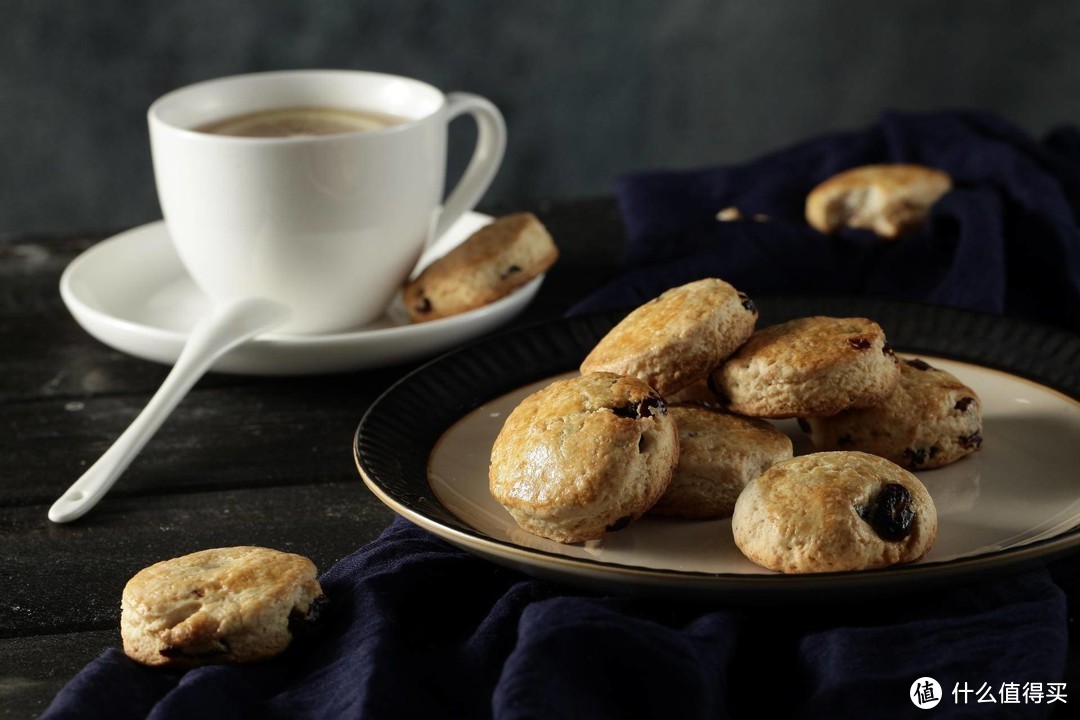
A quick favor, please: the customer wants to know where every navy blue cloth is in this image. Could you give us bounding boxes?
[43,518,1071,719]
[43,111,1080,719]
[572,110,1080,333]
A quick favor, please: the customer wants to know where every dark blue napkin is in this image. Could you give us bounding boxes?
[572,110,1080,333]
[43,111,1079,719]
[42,518,1070,719]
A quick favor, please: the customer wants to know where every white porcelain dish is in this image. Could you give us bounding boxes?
[60,212,543,375]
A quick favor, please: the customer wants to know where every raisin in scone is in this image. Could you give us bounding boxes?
[403,212,558,322]
[711,316,901,418]
[805,163,952,239]
[121,546,325,667]
[650,405,793,519]
[732,451,937,573]
[799,357,983,470]
[489,373,679,544]
[580,278,758,397]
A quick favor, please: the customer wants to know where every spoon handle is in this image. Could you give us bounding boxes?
[48,298,289,523]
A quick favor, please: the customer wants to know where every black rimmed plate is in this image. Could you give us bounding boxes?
[354,297,1080,599]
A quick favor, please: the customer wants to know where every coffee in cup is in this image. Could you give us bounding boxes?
[194,106,407,137]
[148,70,506,335]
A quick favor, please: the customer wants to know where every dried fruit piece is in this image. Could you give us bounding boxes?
[859,483,915,541]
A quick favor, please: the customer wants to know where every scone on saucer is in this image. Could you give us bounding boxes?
[403,212,558,323]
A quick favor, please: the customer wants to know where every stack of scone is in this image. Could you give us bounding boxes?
[489,276,983,575]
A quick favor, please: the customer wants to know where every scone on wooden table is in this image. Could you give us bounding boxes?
[403,212,558,323]
[489,372,679,544]
[711,316,901,419]
[732,451,937,573]
[805,163,952,239]
[121,546,325,667]
[800,357,983,470]
[580,278,759,397]
[650,405,793,519]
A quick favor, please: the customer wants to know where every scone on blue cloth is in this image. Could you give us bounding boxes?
[489,373,679,544]
[804,163,952,239]
[121,546,325,667]
[732,451,938,574]
[799,357,983,470]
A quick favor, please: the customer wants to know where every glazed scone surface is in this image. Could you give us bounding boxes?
[579,278,758,397]
[805,163,952,239]
[712,316,901,418]
[802,357,983,469]
[403,212,558,323]
[732,451,938,574]
[489,372,679,544]
[121,546,324,667]
[650,405,793,519]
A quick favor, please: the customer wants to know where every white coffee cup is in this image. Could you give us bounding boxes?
[148,69,506,335]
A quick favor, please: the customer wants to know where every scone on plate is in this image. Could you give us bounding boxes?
[650,405,793,519]
[580,278,759,397]
[805,163,952,239]
[800,357,983,470]
[121,546,325,667]
[403,212,558,323]
[489,372,679,544]
[732,451,938,573]
[711,316,901,419]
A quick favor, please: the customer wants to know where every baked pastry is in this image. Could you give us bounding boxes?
[121,546,325,667]
[664,377,721,407]
[799,357,983,469]
[710,315,901,418]
[711,316,901,418]
[579,278,758,397]
[650,405,793,519]
[732,451,938,573]
[489,372,679,543]
[805,163,952,239]
[403,212,558,322]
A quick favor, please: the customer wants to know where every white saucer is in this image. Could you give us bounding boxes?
[60,212,544,375]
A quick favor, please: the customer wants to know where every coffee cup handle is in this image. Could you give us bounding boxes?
[432,93,507,242]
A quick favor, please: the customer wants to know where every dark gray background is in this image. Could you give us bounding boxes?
[4,0,1079,233]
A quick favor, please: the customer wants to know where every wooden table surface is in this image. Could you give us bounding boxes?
[0,198,626,717]
[2,197,1078,718]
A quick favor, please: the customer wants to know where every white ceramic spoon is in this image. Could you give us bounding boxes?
[49,297,290,523]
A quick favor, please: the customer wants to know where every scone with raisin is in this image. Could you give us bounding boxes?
[732,451,937,573]
[650,405,793,519]
[403,212,558,322]
[121,546,325,667]
[711,316,901,418]
[799,357,983,470]
[580,278,759,397]
[489,373,678,543]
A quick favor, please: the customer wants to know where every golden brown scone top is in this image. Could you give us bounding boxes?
[120,546,324,667]
[805,163,952,239]
[403,212,558,323]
